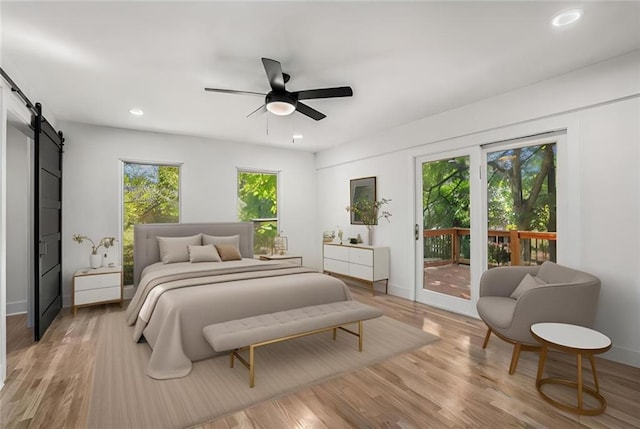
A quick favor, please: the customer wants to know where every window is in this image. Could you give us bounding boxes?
[486,141,557,267]
[122,162,180,284]
[237,170,278,255]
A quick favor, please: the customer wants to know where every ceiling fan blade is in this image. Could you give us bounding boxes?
[204,88,265,97]
[293,86,353,100]
[246,104,267,118]
[261,58,285,92]
[296,102,326,121]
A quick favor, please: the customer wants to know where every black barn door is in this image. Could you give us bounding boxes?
[33,103,63,341]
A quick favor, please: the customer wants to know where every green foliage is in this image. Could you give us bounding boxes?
[122,163,180,285]
[346,198,392,228]
[237,171,278,254]
[487,144,556,232]
[422,156,470,229]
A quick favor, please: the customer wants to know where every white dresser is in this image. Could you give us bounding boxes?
[323,243,389,295]
[72,266,123,315]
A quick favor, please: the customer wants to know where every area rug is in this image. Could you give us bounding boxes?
[88,311,438,429]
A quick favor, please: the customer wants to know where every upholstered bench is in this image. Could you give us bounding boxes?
[202,300,383,387]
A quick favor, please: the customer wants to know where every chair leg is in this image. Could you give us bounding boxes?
[509,343,522,375]
[482,328,492,349]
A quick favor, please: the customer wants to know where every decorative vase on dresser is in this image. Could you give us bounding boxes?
[90,253,102,269]
[322,243,389,295]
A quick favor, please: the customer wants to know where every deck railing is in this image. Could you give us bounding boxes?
[423,227,556,267]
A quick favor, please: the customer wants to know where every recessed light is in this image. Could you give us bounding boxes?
[551,9,583,27]
[293,134,303,139]
[128,108,144,116]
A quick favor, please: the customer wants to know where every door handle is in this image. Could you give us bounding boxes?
[415,224,420,241]
[39,241,48,256]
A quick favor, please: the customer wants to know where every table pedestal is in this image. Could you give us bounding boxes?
[535,344,607,416]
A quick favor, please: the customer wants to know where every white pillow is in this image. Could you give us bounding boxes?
[188,244,221,263]
[510,273,547,299]
[157,234,202,264]
[202,234,240,250]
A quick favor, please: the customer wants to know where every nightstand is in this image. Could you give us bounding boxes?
[72,265,123,315]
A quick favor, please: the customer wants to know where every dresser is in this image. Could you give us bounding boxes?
[72,265,123,315]
[323,243,389,295]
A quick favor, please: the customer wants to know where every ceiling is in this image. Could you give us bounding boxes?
[2,2,639,153]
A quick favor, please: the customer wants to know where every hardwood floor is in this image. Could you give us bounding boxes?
[2,285,640,428]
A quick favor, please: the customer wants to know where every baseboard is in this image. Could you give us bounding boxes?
[6,300,27,315]
[602,344,640,368]
[387,283,412,300]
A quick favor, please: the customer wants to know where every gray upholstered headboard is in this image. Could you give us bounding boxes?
[133,222,254,287]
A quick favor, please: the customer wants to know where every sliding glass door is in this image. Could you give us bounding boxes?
[415,149,480,316]
[485,140,557,269]
[414,134,561,316]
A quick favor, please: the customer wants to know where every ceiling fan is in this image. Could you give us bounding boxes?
[204,58,353,121]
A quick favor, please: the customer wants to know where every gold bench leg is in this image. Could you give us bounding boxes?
[358,320,363,352]
[230,351,235,368]
[332,327,337,340]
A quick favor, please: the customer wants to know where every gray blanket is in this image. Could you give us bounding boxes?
[126,259,352,379]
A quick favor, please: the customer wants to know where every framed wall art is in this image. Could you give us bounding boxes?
[349,176,376,225]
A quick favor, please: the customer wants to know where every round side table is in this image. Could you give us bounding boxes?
[530,323,611,416]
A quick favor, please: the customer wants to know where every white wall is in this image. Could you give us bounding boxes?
[5,124,29,315]
[60,122,318,304]
[316,52,640,367]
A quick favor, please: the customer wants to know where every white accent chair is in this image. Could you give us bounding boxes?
[476,261,601,374]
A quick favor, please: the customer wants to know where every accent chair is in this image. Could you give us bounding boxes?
[476,261,601,374]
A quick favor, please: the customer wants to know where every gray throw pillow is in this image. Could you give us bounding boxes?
[202,234,240,251]
[157,234,202,264]
[510,273,547,299]
[188,244,222,263]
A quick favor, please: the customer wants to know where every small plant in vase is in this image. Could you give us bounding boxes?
[72,234,117,269]
[345,198,392,245]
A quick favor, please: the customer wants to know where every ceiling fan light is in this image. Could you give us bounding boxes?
[266,101,295,116]
[551,9,583,27]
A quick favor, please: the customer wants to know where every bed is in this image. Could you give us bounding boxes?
[125,222,352,379]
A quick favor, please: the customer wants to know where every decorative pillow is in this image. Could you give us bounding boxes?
[215,244,242,261]
[188,244,221,263]
[510,273,548,299]
[157,234,202,264]
[202,234,240,250]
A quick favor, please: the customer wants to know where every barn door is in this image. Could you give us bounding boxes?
[33,103,63,341]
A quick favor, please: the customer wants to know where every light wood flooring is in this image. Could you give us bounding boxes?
[2,284,640,428]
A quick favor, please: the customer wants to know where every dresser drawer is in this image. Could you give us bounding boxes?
[323,244,349,260]
[349,247,373,266]
[349,263,373,281]
[75,286,120,305]
[323,258,349,276]
[74,272,121,291]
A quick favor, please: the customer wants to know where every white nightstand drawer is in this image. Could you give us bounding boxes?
[349,263,373,281]
[323,258,349,276]
[74,272,121,291]
[349,247,373,266]
[75,286,120,305]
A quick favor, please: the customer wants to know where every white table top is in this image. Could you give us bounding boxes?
[531,323,611,350]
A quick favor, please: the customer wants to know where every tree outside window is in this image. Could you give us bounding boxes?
[237,171,278,255]
[122,162,180,284]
